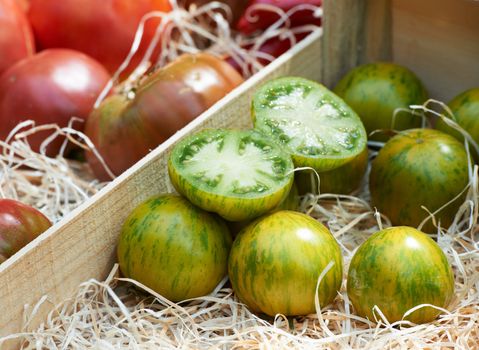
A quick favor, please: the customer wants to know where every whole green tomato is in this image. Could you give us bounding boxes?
[117,194,232,302]
[229,210,343,316]
[369,128,469,230]
[436,88,479,162]
[334,62,428,141]
[348,226,454,324]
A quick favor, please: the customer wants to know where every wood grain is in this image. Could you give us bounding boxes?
[321,0,392,87]
[392,0,479,102]
[0,30,323,349]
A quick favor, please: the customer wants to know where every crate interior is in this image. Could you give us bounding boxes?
[1,0,478,347]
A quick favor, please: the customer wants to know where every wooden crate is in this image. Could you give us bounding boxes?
[0,0,478,348]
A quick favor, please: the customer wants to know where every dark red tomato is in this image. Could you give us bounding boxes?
[226,32,308,75]
[237,0,322,35]
[86,53,244,181]
[28,0,172,75]
[0,199,51,263]
[0,0,34,75]
[180,0,249,23]
[0,49,111,155]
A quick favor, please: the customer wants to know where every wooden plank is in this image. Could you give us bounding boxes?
[392,0,479,102]
[0,30,322,349]
[362,0,392,63]
[321,0,365,87]
[321,0,392,87]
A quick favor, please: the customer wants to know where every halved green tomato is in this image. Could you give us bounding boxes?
[252,77,367,172]
[168,129,294,221]
[296,146,369,195]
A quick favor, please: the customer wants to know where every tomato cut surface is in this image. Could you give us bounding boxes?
[252,77,367,171]
[168,129,294,221]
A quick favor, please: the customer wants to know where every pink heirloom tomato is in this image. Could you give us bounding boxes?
[86,53,243,181]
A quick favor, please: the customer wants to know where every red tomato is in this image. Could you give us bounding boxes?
[237,0,322,35]
[0,0,34,75]
[14,0,28,11]
[0,49,111,155]
[0,199,51,263]
[28,0,172,76]
[86,53,244,181]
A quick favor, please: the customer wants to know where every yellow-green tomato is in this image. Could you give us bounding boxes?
[369,128,469,231]
[226,181,300,237]
[347,226,454,324]
[436,88,479,161]
[334,62,428,141]
[228,210,343,316]
[117,194,232,302]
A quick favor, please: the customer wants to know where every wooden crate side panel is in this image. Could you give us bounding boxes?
[0,31,322,347]
[321,0,392,87]
[392,0,479,102]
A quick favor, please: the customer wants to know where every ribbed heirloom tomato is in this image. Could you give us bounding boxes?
[0,0,34,75]
[0,199,51,263]
[0,49,111,155]
[28,0,172,75]
[86,53,243,180]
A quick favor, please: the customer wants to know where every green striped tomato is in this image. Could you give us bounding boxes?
[334,62,428,141]
[369,128,469,230]
[226,181,300,236]
[117,194,232,302]
[168,129,294,222]
[347,226,454,324]
[252,77,367,172]
[229,210,343,316]
[436,88,479,161]
[296,146,368,195]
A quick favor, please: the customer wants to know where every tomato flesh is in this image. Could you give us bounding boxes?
[253,77,367,172]
[168,129,294,221]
